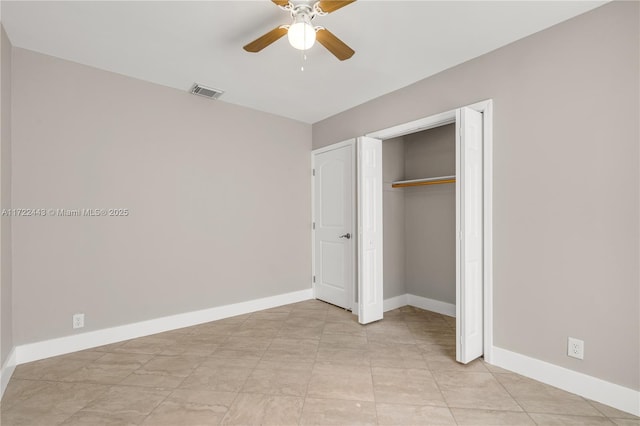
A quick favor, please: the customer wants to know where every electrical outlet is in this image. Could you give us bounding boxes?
[568,337,584,360]
[72,313,85,329]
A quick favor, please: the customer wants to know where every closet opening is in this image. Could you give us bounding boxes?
[360,101,493,364]
[382,123,457,319]
[311,100,493,365]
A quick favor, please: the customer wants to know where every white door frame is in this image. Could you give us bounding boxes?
[311,139,358,312]
[366,99,494,363]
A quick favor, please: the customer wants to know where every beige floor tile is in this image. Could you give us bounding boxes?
[62,410,144,425]
[213,336,272,359]
[12,351,104,381]
[3,410,72,426]
[611,419,640,426]
[141,389,236,425]
[189,321,242,336]
[285,316,327,327]
[588,400,640,420]
[451,408,536,425]
[482,362,513,374]
[62,352,154,385]
[425,353,489,372]
[200,356,260,369]
[518,398,610,417]
[119,354,203,388]
[325,309,358,322]
[320,332,368,350]
[290,300,330,311]
[405,317,450,329]
[368,341,424,361]
[233,319,285,338]
[74,385,170,424]
[159,333,222,356]
[316,347,370,365]
[137,354,203,375]
[255,358,315,372]
[221,393,303,425]
[411,328,456,342]
[495,373,602,416]
[434,371,523,411]
[277,324,324,339]
[261,338,319,363]
[268,337,319,352]
[0,378,59,410]
[370,355,429,369]
[241,367,312,397]
[528,412,615,425]
[323,320,367,337]
[372,367,446,406]
[495,373,584,400]
[1,382,109,426]
[376,403,456,425]
[417,342,456,357]
[307,367,375,401]
[300,398,377,425]
[367,329,416,344]
[5,301,623,426]
[312,361,372,377]
[179,359,255,392]
[288,309,328,320]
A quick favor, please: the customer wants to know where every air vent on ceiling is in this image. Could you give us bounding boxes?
[191,84,224,100]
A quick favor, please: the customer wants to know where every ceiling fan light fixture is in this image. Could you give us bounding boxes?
[287,14,316,50]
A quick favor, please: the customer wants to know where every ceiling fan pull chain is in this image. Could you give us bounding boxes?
[301,27,308,71]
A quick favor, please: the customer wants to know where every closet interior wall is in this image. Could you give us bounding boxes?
[382,124,456,304]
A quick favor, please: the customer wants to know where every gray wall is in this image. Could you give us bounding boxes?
[382,136,405,299]
[404,125,456,304]
[1,24,13,366]
[12,48,312,345]
[313,2,639,391]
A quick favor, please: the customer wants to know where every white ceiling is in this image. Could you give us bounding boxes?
[2,1,606,123]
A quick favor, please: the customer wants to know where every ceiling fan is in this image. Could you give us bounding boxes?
[243,0,356,61]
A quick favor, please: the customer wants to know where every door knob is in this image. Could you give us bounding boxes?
[339,233,351,239]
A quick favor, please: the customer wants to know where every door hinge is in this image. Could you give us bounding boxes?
[313,276,316,283]
[312,169,315,176]
[312,222,316,230]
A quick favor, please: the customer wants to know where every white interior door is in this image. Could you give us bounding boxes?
[357,136,383,324]
[456,107,484,363]
[313,143,355,310]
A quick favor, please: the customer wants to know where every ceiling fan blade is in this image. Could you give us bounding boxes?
[316,28,355,61]
[243,27,288,53]
[271,0,290,6]
[316,0,356,14]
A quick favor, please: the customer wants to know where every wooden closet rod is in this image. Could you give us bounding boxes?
[391,176,456,188]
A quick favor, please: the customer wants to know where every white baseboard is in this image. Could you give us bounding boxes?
[383,294,408,312]
[491,346,640,417]
[407,294,456,317]
[1,347,16,399]
[15,288,313,366]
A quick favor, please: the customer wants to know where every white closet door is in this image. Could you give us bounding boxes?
[456,107,484,364]
[357,136,383,324]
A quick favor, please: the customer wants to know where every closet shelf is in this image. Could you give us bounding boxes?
[391,175,456,188]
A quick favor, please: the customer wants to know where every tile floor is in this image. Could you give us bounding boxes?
[1,300,638,425]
